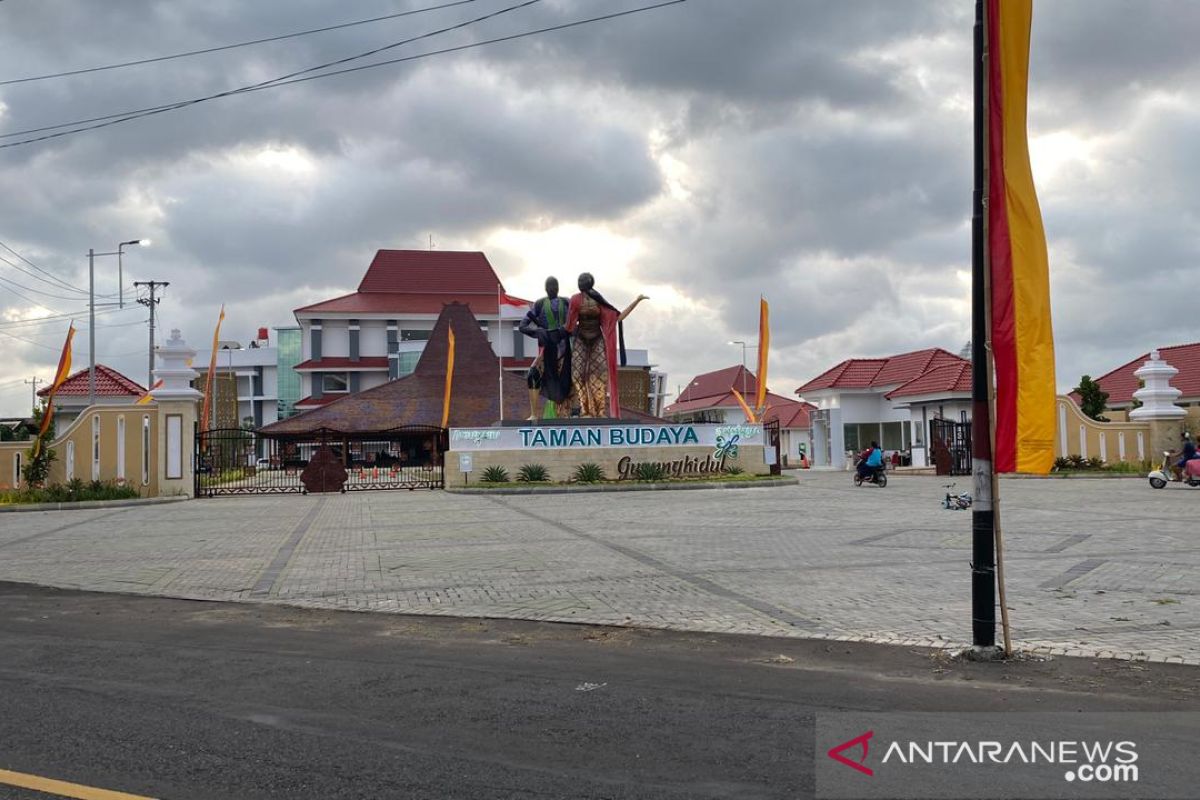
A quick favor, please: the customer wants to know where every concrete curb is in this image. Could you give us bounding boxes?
[0,495,190,513]
[447,476,799,496]
[1005,473,1145,480]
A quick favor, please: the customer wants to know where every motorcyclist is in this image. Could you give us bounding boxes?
[1170,433,1198,481]
[856,441,884,480]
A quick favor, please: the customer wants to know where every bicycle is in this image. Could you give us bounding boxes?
[941,483,972,510]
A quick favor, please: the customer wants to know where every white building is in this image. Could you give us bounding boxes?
[194,329,279,428]
[797,348,969,468]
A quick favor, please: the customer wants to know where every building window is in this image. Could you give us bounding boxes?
[117,416,126,481]
[91,415,101,480]
[275,327,302,418]
[397,352,420,377]
[12,452,20,487]
[66,441,75,480]
[166,414,183,480]
[322,373,349,393]
[142,415,151,486]
[400,330,431,342]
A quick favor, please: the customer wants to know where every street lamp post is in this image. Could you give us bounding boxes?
[116,239,150,309]
[728,341,747,393]
[87,239,149,406]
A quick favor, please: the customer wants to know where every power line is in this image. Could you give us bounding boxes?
[0,241,90,295]
[0,267,88,304]
[0,0,545,143]
[0,0,692,151]
[0,0,481,87]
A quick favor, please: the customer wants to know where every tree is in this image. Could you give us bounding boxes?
[22,406,57,487]
[1074,375,1109,421]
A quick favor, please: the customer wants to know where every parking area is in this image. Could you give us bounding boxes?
[0,471,1195,662]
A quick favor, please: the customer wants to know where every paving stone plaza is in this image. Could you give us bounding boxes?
[1,472,1195,664]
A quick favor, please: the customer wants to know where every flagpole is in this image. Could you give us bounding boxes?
[497,287,504,423]
[970,0,998,652]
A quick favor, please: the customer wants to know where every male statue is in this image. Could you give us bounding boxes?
[518,276,573,419]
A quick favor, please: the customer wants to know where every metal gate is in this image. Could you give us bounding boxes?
[195,426,447,497]
[929,419,972,476]
[763,418,782,476]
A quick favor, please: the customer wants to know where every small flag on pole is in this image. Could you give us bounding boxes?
[755,296,770,416]
[32,323,75,458]
[137,379,164,405]
[441,324,456,429]
[731,387,757,424]
[199,305,226,432]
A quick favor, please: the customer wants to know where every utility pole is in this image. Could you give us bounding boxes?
[134,281,169,387]
[24,376,44,412]
[970,0,997,651]
[89,249,96,406]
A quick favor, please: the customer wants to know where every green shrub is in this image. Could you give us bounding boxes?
[0,479,139,506]
[1085,456,1104,470]
[724,465,744,475]
[480,465,510,483]
[633,462,667,481]
[517,463,549,482]
[1052,456,1070,471]
[572,463,605,483]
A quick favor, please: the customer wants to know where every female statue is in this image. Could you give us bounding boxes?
[565,272,648,418]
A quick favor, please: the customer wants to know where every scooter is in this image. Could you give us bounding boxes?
[1147,451,1200,489]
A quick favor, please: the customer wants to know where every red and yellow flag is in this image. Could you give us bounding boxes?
[755,297,770,415]
[137,379,163,405]
[199,305,226,432]
[987,0,1056,474]
[441,325,456,428]
[32,323,75,458]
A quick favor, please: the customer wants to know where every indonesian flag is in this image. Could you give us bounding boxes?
[987,0,1056,474]
[497,286,529,318]
[32,323,75,458]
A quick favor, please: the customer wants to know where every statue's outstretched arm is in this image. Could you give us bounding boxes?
[618,294,649,322]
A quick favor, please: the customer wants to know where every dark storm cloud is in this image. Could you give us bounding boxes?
[2,0,1199,413]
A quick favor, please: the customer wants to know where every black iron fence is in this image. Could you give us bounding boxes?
[195,426,447,497]
[929,418,973,476]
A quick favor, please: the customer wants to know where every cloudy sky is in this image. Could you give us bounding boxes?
[2,0,1198,416]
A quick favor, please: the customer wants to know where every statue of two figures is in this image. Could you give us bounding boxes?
[518,273,648,420]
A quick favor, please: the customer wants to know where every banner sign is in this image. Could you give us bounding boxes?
[449,423,762,452]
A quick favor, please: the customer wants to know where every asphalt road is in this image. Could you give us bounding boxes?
[0,582,1197,800]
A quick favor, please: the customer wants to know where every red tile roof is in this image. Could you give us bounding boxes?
[294,357,389,371]
[358,250,502,294]
[294,395,342,409]
[796,348,965,394]
[886,361,972,399]
[38,364,144,398]
[294,250,533,316]
[673,365,760,404]
[1082,342,1200,405]
[761,399,816,429]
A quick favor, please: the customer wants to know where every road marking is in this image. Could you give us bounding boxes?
[0,768,157,800]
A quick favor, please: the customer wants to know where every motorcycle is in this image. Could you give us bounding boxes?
[852,458,888,488]
[1148,451,1200,489]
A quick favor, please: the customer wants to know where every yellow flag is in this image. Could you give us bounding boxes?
[731,387,757,424]
[137,379,163,405]
[755,297,769,414]
[441,325,456,428]
[199,305,226,431]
